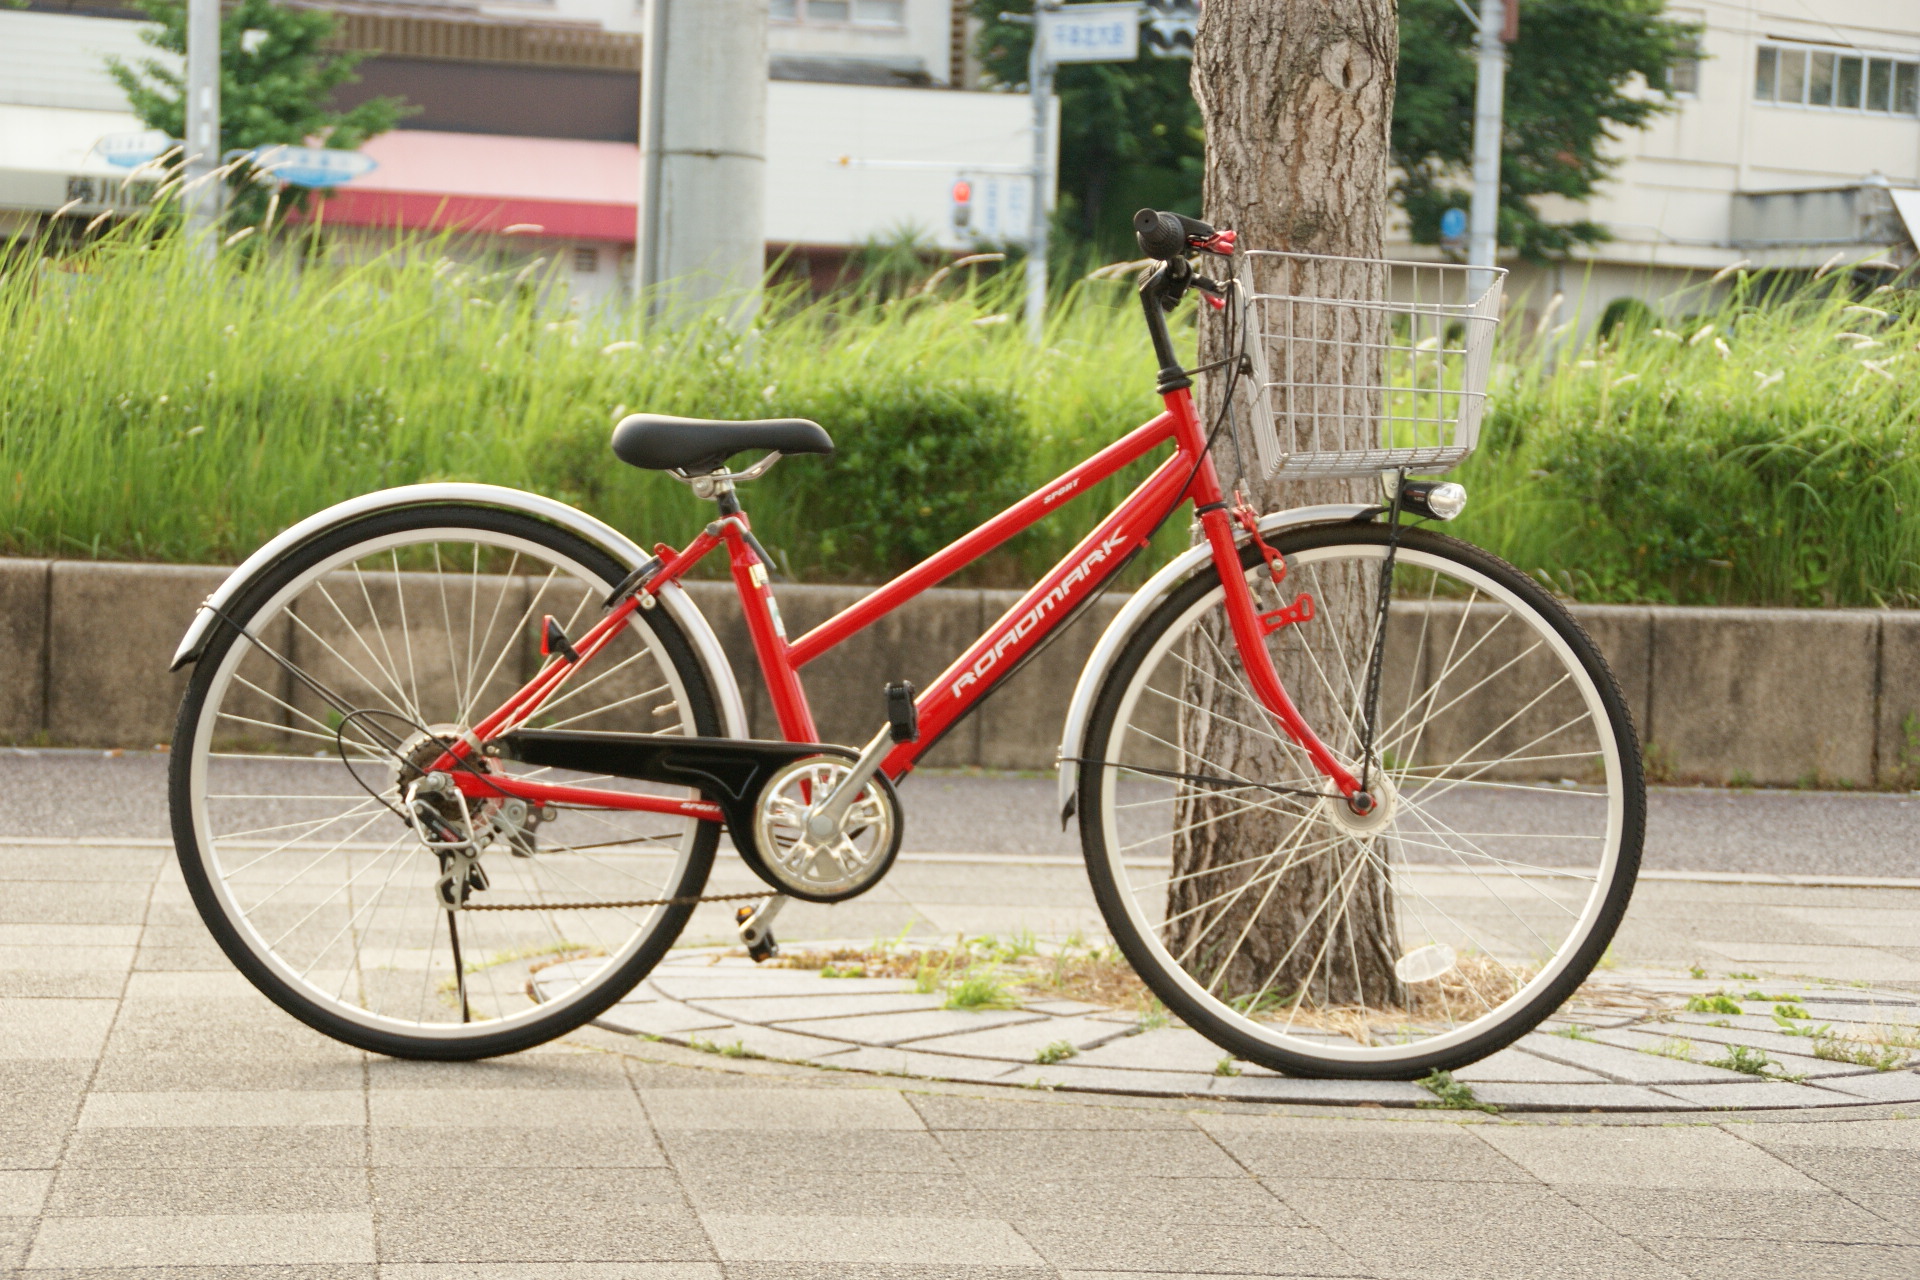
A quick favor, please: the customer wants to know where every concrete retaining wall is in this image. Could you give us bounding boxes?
[1,557,1912,788]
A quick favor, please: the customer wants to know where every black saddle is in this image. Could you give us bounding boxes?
[611,413,834,474]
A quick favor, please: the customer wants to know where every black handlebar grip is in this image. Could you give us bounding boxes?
[1133,208,1219,260]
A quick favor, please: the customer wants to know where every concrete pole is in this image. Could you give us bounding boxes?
[182,0,221,255]
[635,0,768,323]
[1025,1,1054,342]
[1467,0,1506,287]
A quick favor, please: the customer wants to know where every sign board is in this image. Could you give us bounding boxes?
[245,145,377,188]
[1042,3,1139,64]
[957,171,1032,243]
[94,131,177,169]
[1439,207,1468,245]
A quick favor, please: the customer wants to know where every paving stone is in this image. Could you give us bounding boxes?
[43,1166,368,1217]
[648,972,921,1000]
[1069,1028,1232,1074]
[1455,1045,1612,1084]
[936,1129,1244,1178]
[1651,1081,1867,1109]
[679,1170,986,1219]
[78,1090,363,1128]
[1012,1216,1353,1275]
[1520,1033,1759,1084]
[1556,1185,1917,1243]
[970,1175,1305,1224]
[1195,1113,1529,1183]
[0,997,117,1059]
[721,1268,1051,1280]
[1477,1124,1823,1190]
[1279,1178,1689,1280]
[680,992,946,1022]
[907,1094,1193,1131]
[1643,1237,1920,1280]
[368,1087,646,1129]
[371,1123,667,1169]
[1783,1070,1920,1104]
[594,1001,737,1037]
[640,1086,924,1131]
[61,1125,367,1168]
[1747,1118,1920,1149]
[768,1007,1045,1047]
[1467,1082,1710,1111]
[1745,1145,1920,1196]
[698,1214,1043,1266]
[0,1169,50,1214]
[898,1014,1131,1062]
[1204,1075,1433,1105]
[803,1046,1023,1084]
[382,1266,721,1279]
[992,1064,1217,1096]
[659,1130,958,1177]
[27,1211,377,1267]
[372,1171,705,1263]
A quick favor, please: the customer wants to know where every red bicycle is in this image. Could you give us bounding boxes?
[168,210,1643,1078]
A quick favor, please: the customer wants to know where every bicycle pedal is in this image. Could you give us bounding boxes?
[734,905,780,962]
[885,681,919,743]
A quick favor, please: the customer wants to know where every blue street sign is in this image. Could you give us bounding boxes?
[94,131,177,168]
[1440,207,1468,243]
[244,146,377,188]
[1042,3,1140,64]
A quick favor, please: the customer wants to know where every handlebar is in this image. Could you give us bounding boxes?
[1133,208,1236,261]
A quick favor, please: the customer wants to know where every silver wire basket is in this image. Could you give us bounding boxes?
[1233,250,1505,479]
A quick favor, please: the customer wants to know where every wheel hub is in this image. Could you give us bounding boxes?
[752,756,901,901]
[1321,769,1397,839]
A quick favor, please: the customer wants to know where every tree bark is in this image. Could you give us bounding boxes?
[1165,0,1402,1011]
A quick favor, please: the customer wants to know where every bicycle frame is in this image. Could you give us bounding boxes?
[436,377,1365,825]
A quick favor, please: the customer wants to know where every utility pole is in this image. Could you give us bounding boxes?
[1467,0,1513,284]
[183,0,221,255]
[1026,0,1056,342]
[635,0,768,323]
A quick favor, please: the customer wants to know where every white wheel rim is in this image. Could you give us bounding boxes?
[184,526,706,1040]
[1094,542,1627,1065]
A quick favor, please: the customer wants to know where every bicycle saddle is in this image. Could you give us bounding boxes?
[611,413,834,474]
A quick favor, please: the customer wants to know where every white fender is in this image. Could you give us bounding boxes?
[1056,503,1376,824]
[168,483,750,741]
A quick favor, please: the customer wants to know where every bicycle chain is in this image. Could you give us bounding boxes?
[457,889,774,912]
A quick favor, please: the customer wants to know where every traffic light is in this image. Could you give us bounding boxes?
[1143,0,1196,58]
[950,178,974,235]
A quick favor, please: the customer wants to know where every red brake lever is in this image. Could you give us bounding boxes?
[1197,229,1237,255]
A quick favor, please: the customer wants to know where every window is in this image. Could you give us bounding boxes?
[1666,34,1701,95]
[771,0,901,25]
[1755,42,1920,115]
[573,246,598,274]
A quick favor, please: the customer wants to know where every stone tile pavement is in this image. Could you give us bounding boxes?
[5,837,1920,1276]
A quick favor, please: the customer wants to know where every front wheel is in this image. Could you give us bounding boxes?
[1078,524,1644,1078]
[170,504,726,1059]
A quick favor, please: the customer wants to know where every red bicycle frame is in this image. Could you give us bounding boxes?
[438,381,1363,824]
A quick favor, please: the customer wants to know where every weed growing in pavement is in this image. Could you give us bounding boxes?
[1772,1001,1812,1020]
[1552,1025,1597,1041]
[1648,1038,1697,1061]
[1689,964,1708,980]
[1137,999,1170,1032]
[1728,972,1759,980]
[1416,1071,1502,1114]
[1811,1036,1911,1071]
[688,1037,763,1060]
[1705,1043,1803,1081]
[1686,993,1743,1015]
[1214,1056,1241,1077]
[944,966,1023,1011]
[1034,1040,1077,1065]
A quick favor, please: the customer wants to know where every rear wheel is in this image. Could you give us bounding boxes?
[1079,524,1644,1078]
[170,505,726,1059]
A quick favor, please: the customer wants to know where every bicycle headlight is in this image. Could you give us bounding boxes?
[1401,480,1467,521]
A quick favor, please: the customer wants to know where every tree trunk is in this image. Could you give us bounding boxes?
[1165,0,1403,1012]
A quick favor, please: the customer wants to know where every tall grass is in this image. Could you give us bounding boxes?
[1454,274,1920,607]
[0,218,1176,582]
[3,216,1915,606]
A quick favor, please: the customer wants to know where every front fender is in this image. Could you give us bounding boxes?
[168,483,749,741]
[1055,503,1376,825]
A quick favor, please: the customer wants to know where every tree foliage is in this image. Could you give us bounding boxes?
[106,0,407,221]
[1394,0,1701,261]
[970,0,1203,256]
[973,0,1698,264]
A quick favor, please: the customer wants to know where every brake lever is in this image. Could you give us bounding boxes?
[1192,272,1228,312]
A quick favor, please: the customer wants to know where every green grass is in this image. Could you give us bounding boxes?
[1034,1039,1077,1064]
[1415,1069,1501,1114]
[943,965,1023,1011]
[8,215,1920,608]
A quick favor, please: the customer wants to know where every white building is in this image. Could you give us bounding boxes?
[0,0,1035,304]
[1491,0,1920,329]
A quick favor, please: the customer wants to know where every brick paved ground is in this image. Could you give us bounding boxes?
[5,834,1920,1277]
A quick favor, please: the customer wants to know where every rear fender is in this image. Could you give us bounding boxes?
[168,483,749,741]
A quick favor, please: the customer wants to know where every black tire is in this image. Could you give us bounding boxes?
[170,504,724,1060]
[1078,524,1645,1078]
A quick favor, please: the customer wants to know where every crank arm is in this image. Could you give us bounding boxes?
[808,723,894,831]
